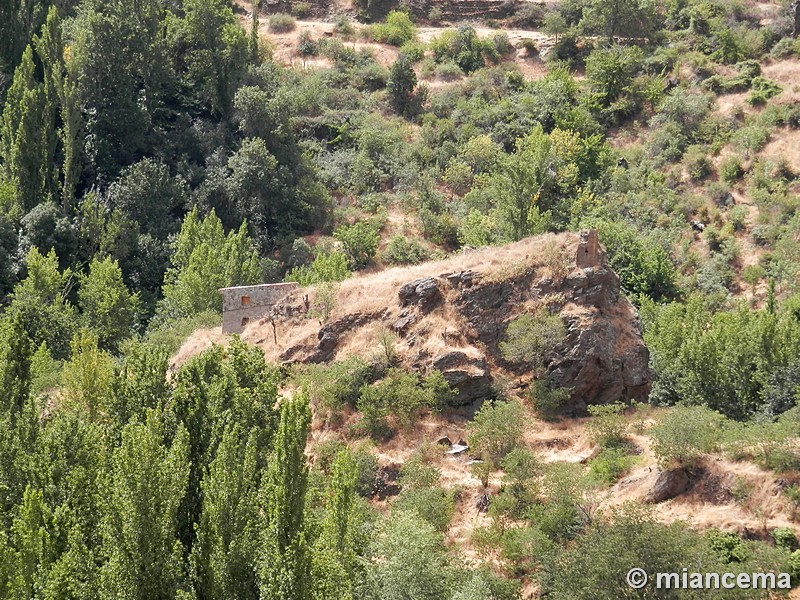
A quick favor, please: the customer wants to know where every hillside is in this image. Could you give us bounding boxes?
[1,0,800,597]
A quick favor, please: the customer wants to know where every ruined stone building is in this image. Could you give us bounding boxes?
[220,282,298,334]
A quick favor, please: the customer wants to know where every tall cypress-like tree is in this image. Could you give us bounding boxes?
[34,6,81,210]
[0,46,53,216]
[258,394,311,600]
[311,449,358,600]
[99,411,190,599]
[191,425,261,600]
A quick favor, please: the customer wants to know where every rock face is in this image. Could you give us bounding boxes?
[250,232,652,412]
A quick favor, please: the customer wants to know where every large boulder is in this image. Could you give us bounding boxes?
[645,468,690,503]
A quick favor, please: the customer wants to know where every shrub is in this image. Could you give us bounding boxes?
[353,444,379,497]
[585,402,628,448]
[747,77,782,106]
[333,221,380,269]
[521,38,539,56]
[285,250,351,286]
[434,61,464,81]
[466,399,526,466]
[394,487,455,532]
[650,406,727,467]
[528,379,571,420]
[302,355,374,415]
[772,527,798,552]
[683,145,712,181]
[399,41,426,63]
[499,311,566,374]
[727,205,748,231]
[442,159,473,194]
[333,15,354,36]
[268,13,296,33]
[369,11,417,46]
[382,235,427,265]
[720,155,744,183]
[297,31,318,57]
[428,6,443,24]
[400,456,441,489]
[588,448,637,485]
[292,2,312,17]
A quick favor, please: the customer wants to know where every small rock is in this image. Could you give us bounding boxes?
[645,468,690,503]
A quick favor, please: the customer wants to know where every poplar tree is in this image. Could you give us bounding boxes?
[99,411,190,599]
[0,46,52,216]
[258,394,311,600]
[191,425,261,600]
[311,449,358,600]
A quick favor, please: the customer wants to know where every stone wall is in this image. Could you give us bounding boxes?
[220,282,299,334]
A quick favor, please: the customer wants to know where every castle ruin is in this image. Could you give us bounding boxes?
[220,282,299,334]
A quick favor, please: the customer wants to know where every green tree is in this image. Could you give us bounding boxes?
[333,222,380,269]
[387,54,418,117]
[466,400,526,466]
[585,45,643,107]
[363,511,453,600]
[258,394,312,600]
[191,424,262,600]
[99,412,190,599]
[0,312,33,416]
[168,0,248,116]
[61,331,115,423]
[7,247,78,360]
[160,207,261,318]
[311,449,358,600]
[78,256,139,351]
[71,0,172,178]
[0,45,53,217]
[580,0,661,41]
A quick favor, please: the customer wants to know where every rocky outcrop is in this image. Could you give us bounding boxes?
[240,232,652,412]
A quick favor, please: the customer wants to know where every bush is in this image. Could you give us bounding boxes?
[588,448,637,485]
[720,155,744,183]
[499,312,566,374]
[650,406,727,467]
[428,6,443,24]
[268,13,296,33]
[333,221,380,269]
[747,77,782,106]
[285,250,351,286]
[382,235,427,265]
[369,11,417,46]
[434,61,464,81]
[466,399,526,466]
[683,145,712,181]
[442,159,473,194]
[292,2,312,17]
[301,355,374,415]
[393,487,455,532]
[772,527,798,552]
[333,15,354,36]
[528,379,571,420]
[585,402,628,448]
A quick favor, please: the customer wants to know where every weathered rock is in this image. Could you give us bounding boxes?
[646,468,690,503]
[309,310,386,362]
[432,351,492,404]
[398,277,443,310]
[392,314,416,336]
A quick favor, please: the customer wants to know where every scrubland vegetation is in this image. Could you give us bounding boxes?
[1,0,800,596]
